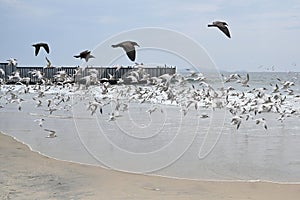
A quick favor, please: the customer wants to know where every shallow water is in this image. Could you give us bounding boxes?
[1,72,300,183]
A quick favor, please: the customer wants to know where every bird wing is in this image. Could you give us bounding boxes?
[126,50,136,61]
[80,50,90,57]
[74,50,89,59]
[42,43,50,54]
[34,45,41,56]
[81,50,90,55]
[217,25,231,38]
[123,43,136,61]
[44,128,55,134]
[45,56,51,66]
[112,41,137,61]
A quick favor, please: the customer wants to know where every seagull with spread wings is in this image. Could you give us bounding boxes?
[208,21,231,38]
[112,41,140,62]
[74,50,95,62]
[32,42,50,56]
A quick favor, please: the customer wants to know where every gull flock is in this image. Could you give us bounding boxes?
[1,21,299,138]
[0,68,299,138]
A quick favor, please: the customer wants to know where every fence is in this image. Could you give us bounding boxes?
[0,63,176,84]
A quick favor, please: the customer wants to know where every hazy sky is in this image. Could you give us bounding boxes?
[0,0,299,72]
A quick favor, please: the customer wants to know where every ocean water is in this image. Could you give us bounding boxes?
[0,72,300,183]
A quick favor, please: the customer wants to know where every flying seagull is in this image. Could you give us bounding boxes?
[111,41,140,62]
[45,56,52,68]
[74,50,95,62]
[44,128,57,138]
[7,58,17,66]
[32,42,50,56]
[34,118,45,127]
[208,21,231,38]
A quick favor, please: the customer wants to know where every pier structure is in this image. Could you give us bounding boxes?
[0,63,176,84]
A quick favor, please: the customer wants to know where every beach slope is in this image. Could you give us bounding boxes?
[0,132,299,200]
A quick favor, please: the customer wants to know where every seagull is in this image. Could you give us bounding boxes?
[32,42,50,56]
[45,56,52,68]
[199,113,209,119]
[231,115,242,129]
[44,128,57,138]
[34,118,45,127]
[0,68,5,78]
[111,41,140,61]
[146,105,158,115]
[272,84,279,93]
[208,21,231,38]
[74,50,95,62]
[255,118,268,130]
[7,58,18,66]
[237,73,250,87]
[108,112,116,121]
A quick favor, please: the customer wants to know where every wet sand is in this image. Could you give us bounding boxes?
[1,132,299,200]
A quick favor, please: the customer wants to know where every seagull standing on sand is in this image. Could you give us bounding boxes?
[32,42,50,56]
[74,50,95,62]
[208,21,231,38]
[112,41,140,62]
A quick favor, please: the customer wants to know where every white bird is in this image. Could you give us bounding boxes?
[272,84,279,93]
[237,73,250,87]
[146,105,163,115]
[0,68,5,77]
[8,70,21,82]
[115,64,122,72]
[222,73,241,83]
[45,56,52,68]
[34,118,45,127]
[108,112,116,121]
[44,129,57,138]
[126,75,138,83]
[35,99,42,107]
[87,100,103,115]
[231,115,242,129]
[10,97,24,111]
[29,70,44,81]
[199,113,209,118]
[255,118,268,130]
[7,58,17,66]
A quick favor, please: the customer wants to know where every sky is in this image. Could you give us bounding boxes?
[0,0,300,72]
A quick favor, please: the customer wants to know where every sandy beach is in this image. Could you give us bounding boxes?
[0,132,299,200]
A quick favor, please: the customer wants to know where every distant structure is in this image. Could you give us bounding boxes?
[0,63,176,84]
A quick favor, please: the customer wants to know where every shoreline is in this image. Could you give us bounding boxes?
[1,132,300,199]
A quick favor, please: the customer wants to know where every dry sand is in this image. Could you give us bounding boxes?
[0,132,299,200]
